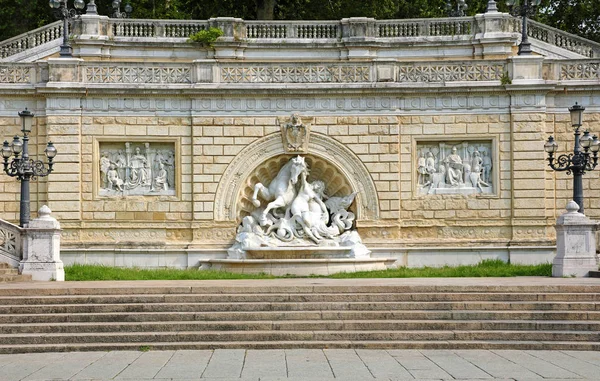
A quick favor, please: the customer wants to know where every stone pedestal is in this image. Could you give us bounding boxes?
[552,201,599,278]
[20,206,64,281]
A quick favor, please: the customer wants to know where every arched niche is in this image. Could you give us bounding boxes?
[214,132,379,222]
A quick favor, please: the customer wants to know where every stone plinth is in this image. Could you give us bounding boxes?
[552,201,599,278]
[20,206,64,282]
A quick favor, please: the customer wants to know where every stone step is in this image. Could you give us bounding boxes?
[0,263,11,269]
[1,319,599,334]
[2,292,599,304]
[3,284,600,296]
[1,300,596,314]
[0,274,31,283]
[1,330,598,346]
[1,339,599,354]
[2,309,599,324]
[0,268,19,275]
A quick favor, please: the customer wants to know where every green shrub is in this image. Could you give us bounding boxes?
[188,27,224,47]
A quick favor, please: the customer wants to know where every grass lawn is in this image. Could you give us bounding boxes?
[65,260,552,281]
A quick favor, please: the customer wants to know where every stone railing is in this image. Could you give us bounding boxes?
[110,19,209,38]
[377,17,473,37]
[245,21,341,39]
[512,18,600,58]
[0,219,23,263]
[0,21,62,60]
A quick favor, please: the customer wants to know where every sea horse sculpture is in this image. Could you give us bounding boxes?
[251,156,307,226]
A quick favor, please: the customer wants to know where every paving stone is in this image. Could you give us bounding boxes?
[0,352,65,381]
[527,351,600,379]
[154,350,212,379]
[454,350,544,379]
[560,350,600,366]
[21,351,105,381]
[241,349,287,378]
[323,349,374,379]
[72,351,142,380]
[491,350,581,379]
[387,349,453,379]
[115,351,174,379]
[285,349,334,379]
[420,349,493,379]
[355,349,413,379]
[202,349,246,378]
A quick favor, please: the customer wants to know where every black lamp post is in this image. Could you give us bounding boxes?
[445,0,468,17]
[49,0,87,58]
[2,109,57,227]
[112,0,133,18]
[507,0,541,55]
[545,103,600,214]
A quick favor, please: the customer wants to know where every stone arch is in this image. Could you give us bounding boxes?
[214,132,379,222]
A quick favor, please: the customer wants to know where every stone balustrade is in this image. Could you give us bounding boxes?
[0,219,23,268]
[510,18,600,58]
[110,19,209,38]
[0,21,62,60]
[1,14,597,61]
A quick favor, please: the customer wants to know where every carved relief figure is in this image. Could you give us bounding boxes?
[128,146,150,187]
[100,152,111,188]
[482,150,492,184]
[154,162,169,191]
[444,146,463,186]
[417,141,493,195]
[230,155,369,259]
[107,164,124,192]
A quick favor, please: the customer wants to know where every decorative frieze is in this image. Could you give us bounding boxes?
[98,142,176,197]
[0,65,31,83]
[559,62,600,80]
[85,65,191,84]
[220,64,371,83]
[398,62,505,83]
[416,140,494,196]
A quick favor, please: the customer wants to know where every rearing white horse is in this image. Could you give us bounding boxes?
[251,156,307,226]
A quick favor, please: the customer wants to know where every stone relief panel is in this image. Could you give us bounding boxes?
[416,140,494,196]
[98,142,176,197]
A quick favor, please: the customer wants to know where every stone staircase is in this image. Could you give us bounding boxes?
[0,283,598,353]
[0,263,31,283]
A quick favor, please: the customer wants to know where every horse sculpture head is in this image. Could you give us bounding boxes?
[289,156,307,185]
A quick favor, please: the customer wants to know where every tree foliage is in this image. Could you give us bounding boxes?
[0,0,598,43]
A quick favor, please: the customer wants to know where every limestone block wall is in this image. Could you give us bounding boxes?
[2,100,599,264]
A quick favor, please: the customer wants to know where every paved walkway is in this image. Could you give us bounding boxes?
[1,349,599,381]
